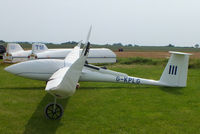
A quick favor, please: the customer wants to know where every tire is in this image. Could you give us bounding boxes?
[44,103,63,120]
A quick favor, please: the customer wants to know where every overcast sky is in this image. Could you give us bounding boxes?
[0,0,200,46]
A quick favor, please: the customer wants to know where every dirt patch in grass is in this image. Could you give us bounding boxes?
[115,51,200,59]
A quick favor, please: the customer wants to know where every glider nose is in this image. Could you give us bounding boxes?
[4,65,18,74]
[4,62,25,75]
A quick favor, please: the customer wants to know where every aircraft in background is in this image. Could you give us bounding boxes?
[4,27,191,120]
[3,42,116,63]
[3,43,31,63]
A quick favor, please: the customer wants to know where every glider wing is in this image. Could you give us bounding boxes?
[45,27,92,98]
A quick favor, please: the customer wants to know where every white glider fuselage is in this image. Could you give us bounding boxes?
[4,59,162,87]
[34,48,116,63]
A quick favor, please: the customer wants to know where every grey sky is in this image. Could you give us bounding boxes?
[0,0,200,46]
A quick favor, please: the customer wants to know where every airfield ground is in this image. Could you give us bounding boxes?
[0,51,200,134]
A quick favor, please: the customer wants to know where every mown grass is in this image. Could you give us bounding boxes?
[0,59,200,134]
[99,57,200,69]
[117,57,168,65]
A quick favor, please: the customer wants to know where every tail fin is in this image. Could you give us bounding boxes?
[6,43,24,53]
[32,43,48,54]
[159,51,191,87]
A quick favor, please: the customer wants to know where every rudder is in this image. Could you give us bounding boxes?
[159,51,191,87]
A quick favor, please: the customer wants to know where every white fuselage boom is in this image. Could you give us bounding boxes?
[5,59,166,87]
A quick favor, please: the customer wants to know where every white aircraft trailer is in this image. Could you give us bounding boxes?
[5,27,191,120]
[3,42,116,63]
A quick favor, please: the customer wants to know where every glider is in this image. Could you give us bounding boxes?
[3,43,116,63]
[5,27,191,120]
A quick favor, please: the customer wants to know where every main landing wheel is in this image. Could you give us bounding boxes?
[44,103,63,120]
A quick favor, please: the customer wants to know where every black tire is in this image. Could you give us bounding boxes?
[44,103,63,120]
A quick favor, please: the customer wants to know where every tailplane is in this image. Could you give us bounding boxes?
[159,51,191,87]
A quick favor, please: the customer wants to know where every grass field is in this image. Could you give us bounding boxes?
[115,51,200,59]
[0,57,200,134]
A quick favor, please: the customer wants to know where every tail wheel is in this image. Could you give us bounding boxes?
[44,103,63,120]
